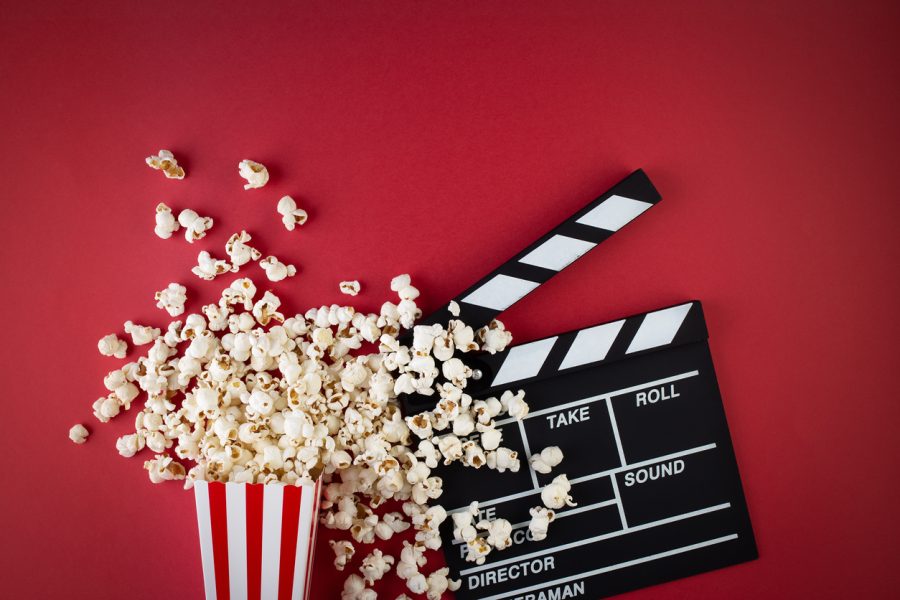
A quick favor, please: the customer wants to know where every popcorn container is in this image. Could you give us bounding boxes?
[193,480,322,600]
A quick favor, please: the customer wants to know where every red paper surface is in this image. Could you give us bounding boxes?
[1,2,898,598]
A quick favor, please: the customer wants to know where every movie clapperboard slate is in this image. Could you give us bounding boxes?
[402,170,757,600]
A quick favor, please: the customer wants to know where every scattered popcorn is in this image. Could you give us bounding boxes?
[177,209,214,243]
[238,159,269,189]
[154,283,187,316]
[341,573,375,600]
[123,321,160,346]
[69,424,89,444]
[98,334,127,359]
[359,549,394,585]
[144,454,186,483]
[528,506,556,541]
[86,272,550,592]
[192,251,236,281]
[116,433,146,458]
[145,149,185,179]
[478,319,513,354]
[340,281,361,296]
[277,195,308,231]
[330,540,356,571]
[530,445,564,474]
[259,256,297,282]
[540,473,576,509]
[447,300,460,317]
[225,231,262,268]
[154,203,180,239]
[425,567,460,600]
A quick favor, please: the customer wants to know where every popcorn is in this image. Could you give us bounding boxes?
[92,395,121,422]
[154,283,187,316]
[116,433,145,458]
[451,502,479,543]
[540,474,576,509]
[330,540,355,571]
[98,334,128,359]
[238,159,269,189]
[85,272,551,591]
[478,319,513,354]
[69,424,89,444]
[340,281,361,296]
[277,196,308,231]
[500,389,529,420]
[189,251,234,281]
[123,321,160,346]
[177,209,214,243]
[447,300,460,317]
[359,549,394,585]
[143,454,186,483]
[406,573,427,595]
[530,445,564,474]
[145,149,185,179]
[464,536,492,565]
[425,567,460,600]
[225,231,262,267]
[341,574,375,600]
[479,517,513,550]
[528,506,555,541]
[486,447,520,473]
[154,203,180,239]
[259,256,297,282]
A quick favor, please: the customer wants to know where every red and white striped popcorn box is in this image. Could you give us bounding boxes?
[193,480,322,600]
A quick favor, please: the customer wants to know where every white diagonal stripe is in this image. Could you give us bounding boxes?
[626,303,693,354]
[292,484,316,600]
[460,274,540,311]
[225,483,248,600]
[491,337,558,387]
[193,481,217,600]
[261,485,284,600]
[558,319,626,370]
[518,234,597,271]
[576,194,653,231]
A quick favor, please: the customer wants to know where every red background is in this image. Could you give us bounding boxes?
[1,2,898,598]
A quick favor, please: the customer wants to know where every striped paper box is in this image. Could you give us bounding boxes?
[193,480,322,600]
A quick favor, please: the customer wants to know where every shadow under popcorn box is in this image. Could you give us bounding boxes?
[194,480,322,600]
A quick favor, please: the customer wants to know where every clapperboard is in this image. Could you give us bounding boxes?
[402,170,757,600]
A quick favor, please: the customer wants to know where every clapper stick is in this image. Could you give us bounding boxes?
[403,169,662,415]
[416,169,662,332]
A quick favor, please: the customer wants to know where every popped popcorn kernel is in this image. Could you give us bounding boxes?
[192,251,236,281]
[330,540,356,571]
[530,445,564,474]
[340,281,361,296]
[154,203,180,239]
[177,209,214,243]
[69,424,89,444]
[540,473,576,509]
[277,195,308,231]
[145,149,185,179]
[238,159,269,189]
[260,256,297,282]
[527,506,555,541]
[225,231,262,268]
[154,283,187,316]
[98,334,128,359]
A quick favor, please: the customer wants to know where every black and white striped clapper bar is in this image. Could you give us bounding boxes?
[402,170,757,600]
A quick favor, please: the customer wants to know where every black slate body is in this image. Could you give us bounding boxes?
[438,302,757,600]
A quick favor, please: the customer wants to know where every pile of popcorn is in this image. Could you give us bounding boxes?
[71,150,575,600]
